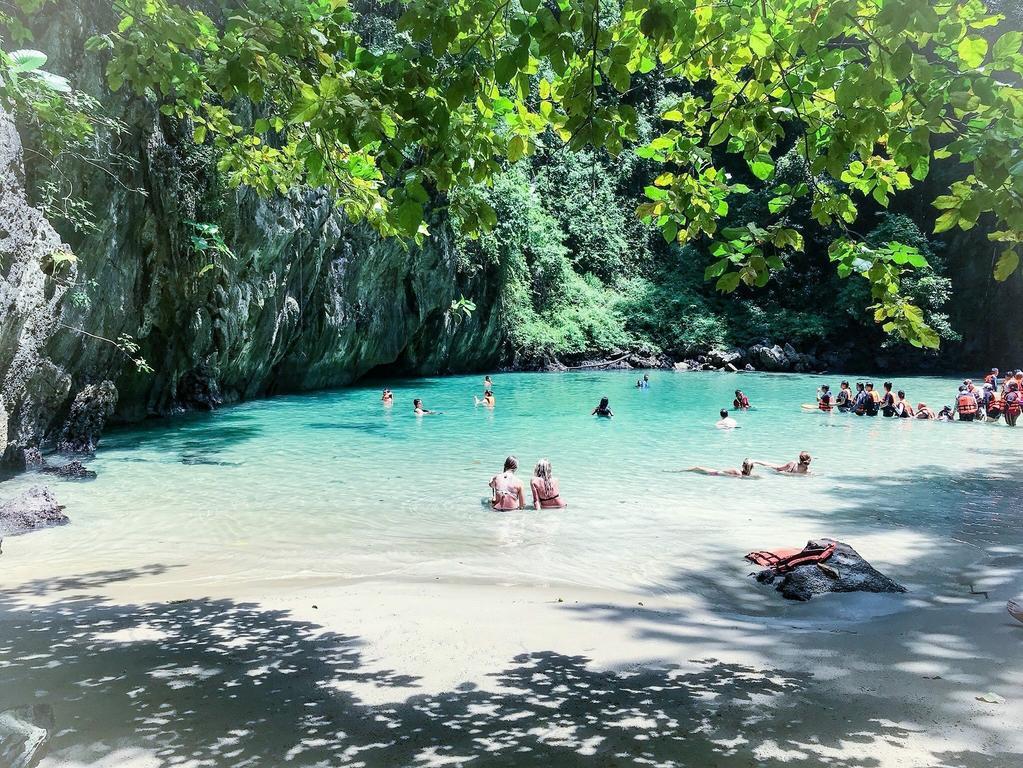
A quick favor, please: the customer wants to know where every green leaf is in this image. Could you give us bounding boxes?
[9,49,47,73]
[750,156,775,180]
[749,22,771,57]
[508,135,526,162]
[993,31,1022,62]
[662,109,684,122]
[715,272,741,293]
[933,210,959,233]
[957,36,988,68]
[994,249,1020,281]
[393,200,424,236]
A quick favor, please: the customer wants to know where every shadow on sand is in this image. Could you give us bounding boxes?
[2,563,1020,767]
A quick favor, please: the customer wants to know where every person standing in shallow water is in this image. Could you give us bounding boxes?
[474,390,495,407]
[733,389,750,409]
[490,456,526,511]
[592,397,614,417]
[836,381,853,412]
[531,458,567,509]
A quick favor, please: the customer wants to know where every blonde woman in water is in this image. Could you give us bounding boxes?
[531,458,568,509]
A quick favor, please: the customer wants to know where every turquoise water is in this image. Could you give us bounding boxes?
[2,371,1021,604]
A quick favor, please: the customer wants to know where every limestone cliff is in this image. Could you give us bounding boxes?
[1,5,507,465]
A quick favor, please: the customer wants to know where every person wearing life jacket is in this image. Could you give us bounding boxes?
[733,389,751,409]
[915,403,935,420]
[1004,381,1022,427]
[894,390,914,418]
[864,382,881,416]
[954,385,979,422]
[836,381,854,411]
[985,368,1000,389]
[880,381,897,417]
[852,382,869,415]
[982,383,1002,419]
[817,384,834,412]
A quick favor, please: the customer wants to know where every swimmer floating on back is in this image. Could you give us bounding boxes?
[683,459,757,478]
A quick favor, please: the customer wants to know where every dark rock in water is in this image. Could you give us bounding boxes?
[177,364,223,411]
[23,448,45,468]
[40,460,96,480]
[753,539,907,601]
[0,704,55,768]
[57,381,118,453]
[0,486,68,536]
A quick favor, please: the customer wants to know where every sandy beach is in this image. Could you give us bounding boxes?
[2,561,1021,767]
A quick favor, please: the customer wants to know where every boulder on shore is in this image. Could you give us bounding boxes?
[752,538,906,601]
[57,381,118,453]
[0,704,55,768]
[0,486,68,537]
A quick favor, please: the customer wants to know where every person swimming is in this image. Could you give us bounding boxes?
[530,458,567,509]
[413,398,440,415]
[754,452,812,475]
[490,456,526,511]
[716,409,738,429]
[474,389,495,407]
[592,397,614,417]
[483,375,494,390]
[684,459,756,478]
[381,389,393,404]
[733,389,750,409]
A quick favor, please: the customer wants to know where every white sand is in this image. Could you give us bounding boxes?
[2,568,1020,768]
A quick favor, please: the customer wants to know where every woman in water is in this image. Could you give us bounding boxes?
[754,452,812,475]
[817,384,833,412]
[474,389,496,407]
[1004,381,1022,427]
[413,398,440,415]
[733,390,750,409]
[592,397,614,417]
[836,381,853,411]
[915,403,936,419]
[483,375,494,390]
[880,382,896,417]
[530,458,568,509]
[685,459,756,478]
[490,456,526,510]
[381,389,393,404]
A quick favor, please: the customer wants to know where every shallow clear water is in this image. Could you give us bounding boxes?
[2,371,1022,605]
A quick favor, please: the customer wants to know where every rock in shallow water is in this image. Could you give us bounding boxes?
[57,381,118,453]
[753,538,907,601]
[40,460,96,480]
[0,486,68,536]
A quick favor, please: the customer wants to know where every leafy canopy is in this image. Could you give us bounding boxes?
[7,0,1023,348]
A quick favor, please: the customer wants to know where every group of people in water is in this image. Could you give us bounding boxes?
[812,367,1022,426]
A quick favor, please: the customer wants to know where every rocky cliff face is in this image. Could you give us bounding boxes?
[0,4,507,466]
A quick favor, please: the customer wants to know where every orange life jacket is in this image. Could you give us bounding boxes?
[957,393,978,414]
[819,393,833,411]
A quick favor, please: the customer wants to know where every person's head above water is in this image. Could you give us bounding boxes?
[799,451,812,466]
[503,456,518,472]
[741,458,754,476]
[821,384,830,392]
[735,389,743,396]
[533,458,552,479]
[598,396,609,409]
[719,409,729,419]
[883,381,893,392]
[856,382,865,391]
[413,398,423,408]
[958,385,967,393]
[897,389,906,399]
[866,382,874,390]
[643,374,649,381]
